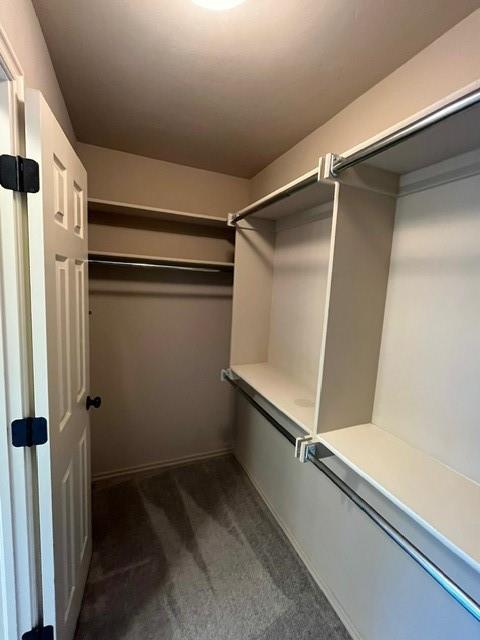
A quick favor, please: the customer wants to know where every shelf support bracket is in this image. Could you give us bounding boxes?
[295,435,334,463]
[221,368,239,383]
[323,152,342,179]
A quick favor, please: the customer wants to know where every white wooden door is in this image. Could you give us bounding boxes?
[25,89,91,640]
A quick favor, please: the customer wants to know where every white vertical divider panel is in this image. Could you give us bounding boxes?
[316,174,396,433]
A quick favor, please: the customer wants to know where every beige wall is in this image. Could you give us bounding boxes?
[78,93,249,480]
[83,143,248,478]
[0,0,75,142]
[78,143,250,217]
[251,9,480,199]
[89,267,234,478]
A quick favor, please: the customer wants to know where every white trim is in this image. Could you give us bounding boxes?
[0,26,23,80]
[234,453,363,640]
[0,290,19,640]
[92,448,233,482]
[0,76,37,637]
[0,29,38,638]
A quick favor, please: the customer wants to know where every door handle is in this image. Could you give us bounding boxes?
[86,395,102,410]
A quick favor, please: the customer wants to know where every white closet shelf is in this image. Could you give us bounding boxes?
[231,363,316,433]
[356,90,480,176]
[319,423,480,569]
[88,197,229,228]
[88,250,234,271]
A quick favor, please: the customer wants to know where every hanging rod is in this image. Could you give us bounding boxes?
[229,170,319,225]
[223,372,480,623]
[88,259,224,273]
[331,86,480,175]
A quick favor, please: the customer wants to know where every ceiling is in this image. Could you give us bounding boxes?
[33,0,479,178]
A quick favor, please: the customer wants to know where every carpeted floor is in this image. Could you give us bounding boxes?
[75,455,351,640]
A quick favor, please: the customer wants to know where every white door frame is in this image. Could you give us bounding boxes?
[0,25,39,639]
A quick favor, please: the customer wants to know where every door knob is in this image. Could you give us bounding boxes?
[86,395,102,410]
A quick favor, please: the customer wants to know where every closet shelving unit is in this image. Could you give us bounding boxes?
[88,198,228,227]
[315,86,480,573]
[228,168,337,432]
[318,424,479,568]
[228,84,480,619]
[88,197,235,271]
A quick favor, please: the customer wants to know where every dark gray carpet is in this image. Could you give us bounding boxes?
[75,455,351,640]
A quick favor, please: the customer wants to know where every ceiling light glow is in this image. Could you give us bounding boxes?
[192,0,245,10]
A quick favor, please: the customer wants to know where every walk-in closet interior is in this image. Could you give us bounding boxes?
[2,2,480,640]
[87,200,236,474]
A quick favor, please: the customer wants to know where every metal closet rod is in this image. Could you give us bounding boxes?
[87,259,225,273]
[229,171,319,225]
[231,88,480,224]
[224,375,480,623]
[332,86,480,175]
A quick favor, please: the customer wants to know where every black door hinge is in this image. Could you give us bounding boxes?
[0,154,39,193]
[22,625,54,640]
[11,417,48,447]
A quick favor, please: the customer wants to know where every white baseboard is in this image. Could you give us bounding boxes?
[92,448,233,482]
[234,453,363,640]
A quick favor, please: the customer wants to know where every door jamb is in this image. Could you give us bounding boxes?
[0,24,40,638]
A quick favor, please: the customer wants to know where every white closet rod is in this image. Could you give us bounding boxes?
[88,259,224,273]
[223,370,480,623]
[331,86,480,175]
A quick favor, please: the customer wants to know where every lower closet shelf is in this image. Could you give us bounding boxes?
[231,363,316,433]
[319,423,480,569]
[88,250,234,272]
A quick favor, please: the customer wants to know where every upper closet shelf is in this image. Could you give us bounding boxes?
[229,168,335,224]
[88,250,234,272]
[331,85,480,177]
[88,198,228,228]
[231,363,316,433]
[319,423,480,570]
